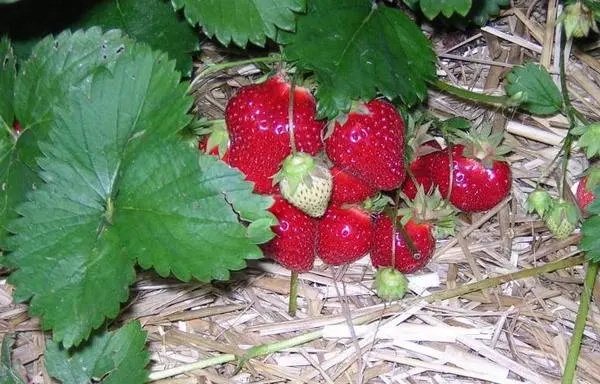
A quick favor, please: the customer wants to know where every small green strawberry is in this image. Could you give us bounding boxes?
[562,1,598,39]
[274,152,332,218]
[374,268,409,300]
[526,189,553,218]
[544,199,580,240]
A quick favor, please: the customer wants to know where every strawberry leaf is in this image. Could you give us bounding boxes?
[117,140,275,281]
[0,36,16,127]
[416,0,472,19]
[74,0,198,76]
[281,0,436,119]
[581,186,600,263]
[45,321,149,384]
[505,63,563,115]
[5,42,182,346]
[171,0,305,48]
[0,29,131,243]
[469,0,510,26]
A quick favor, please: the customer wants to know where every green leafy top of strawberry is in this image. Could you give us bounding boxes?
[526,189,553,218]
[195,119,229,158]
[549,198,580,225]
[362,193,395,215]
[455,124,511,169]
[397,185,458,237]
[561,1,599,39]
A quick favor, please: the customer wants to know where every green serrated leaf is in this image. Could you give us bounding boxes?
[118,144,274,281]
[74,0,198,76]
[468,0,510,26]
[4,40,191,347]
[0,335,26,384]
[419,0,472,19]
[172,0,305,48]
[505,63,563,115]
[0,36,16,127]
[281,0,436,119]
[0,29,131,243]
[14,28,132,130]
[45,321,149,384]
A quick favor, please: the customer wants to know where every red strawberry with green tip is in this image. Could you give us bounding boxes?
[330,166,377,205]
[262,196,316,272]
[325,99,406,191]
[225,76,325,194]
[316,204,374,266]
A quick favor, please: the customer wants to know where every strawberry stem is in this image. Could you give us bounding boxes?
[288,75,298,155]
[562,261,598,383]
[431,79,519,108]
[396,220,421,260]
[288,271,299,316]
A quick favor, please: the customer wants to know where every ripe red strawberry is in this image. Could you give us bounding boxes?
[577,176,595,213]
[325,99,405,191]
[225,76,325,194]
[401,140,442,199]
[370,214,435,274]
[316,205,374,265]
[262,195,316,272]
[423,143,511,212]
[576,167,600,213]
[330,166,377,205]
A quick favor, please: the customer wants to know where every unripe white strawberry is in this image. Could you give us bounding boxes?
[274,153,332,218]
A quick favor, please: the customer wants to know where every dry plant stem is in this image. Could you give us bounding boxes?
[147,255,584,381]
[331,270,364,384]
[562,261,599,384]
[288,271,299,316]
[427,254,584,302]
[431,79,517,108]
[189,55,282,89]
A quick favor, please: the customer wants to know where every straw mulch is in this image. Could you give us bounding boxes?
[2,1,600,383]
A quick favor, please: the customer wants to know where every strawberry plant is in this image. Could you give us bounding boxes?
[1,0,598,382]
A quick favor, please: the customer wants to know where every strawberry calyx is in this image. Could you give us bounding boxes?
[455,125,511,169]
[273,152,317,194]
[323,100,372,140]
[374,267,409,300]
[361,193,394,215]
[397,186,457,235]
[196,120,229,158]
[526,189,553,218]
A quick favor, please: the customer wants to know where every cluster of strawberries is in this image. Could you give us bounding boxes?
[199,75,513,279]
